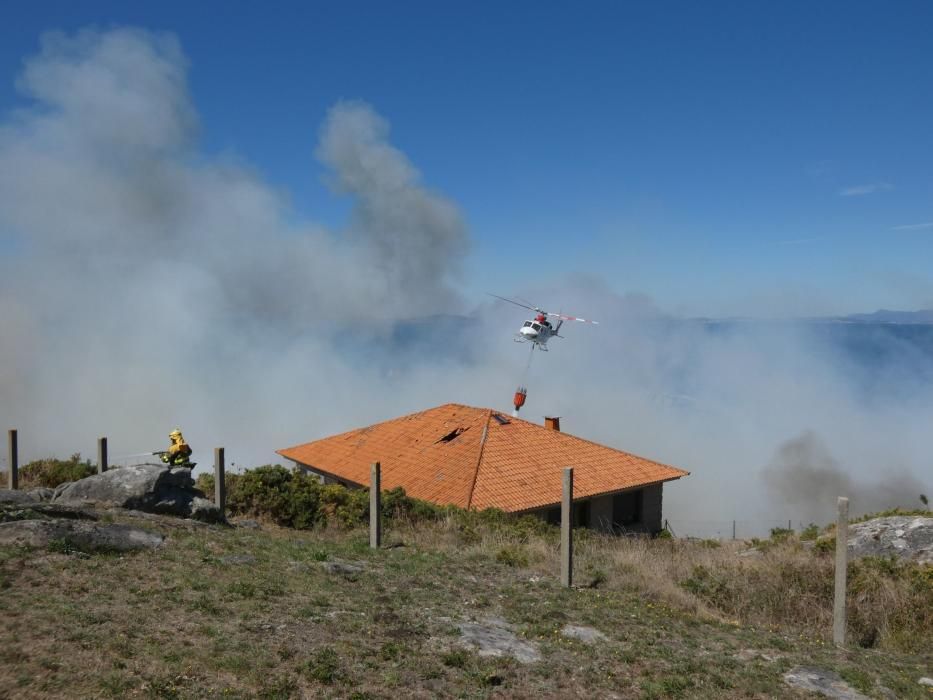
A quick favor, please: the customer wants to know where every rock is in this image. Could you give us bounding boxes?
[0,519,163,552]
[0,489,42,505]
[783,667,870,699]
[875,685,897,700]
[560,624,608,644]
[52,464,224,523]
[0,503,98,522]
[321,561,365,580]
[220,554,256,566]
[919,677,933,687]
[847,516,933,564]
[457,617,541,663]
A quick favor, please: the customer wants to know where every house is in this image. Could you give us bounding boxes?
[276,403,689,534]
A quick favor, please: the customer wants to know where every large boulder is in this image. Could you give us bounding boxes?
[0,489,43,505]
[53,464,224,523]
[0,519,164,551]
[0,488,54,504]
[847,515,932,565]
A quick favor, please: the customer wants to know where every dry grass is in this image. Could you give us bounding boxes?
[0,510,930,699]
[395,515,932,653]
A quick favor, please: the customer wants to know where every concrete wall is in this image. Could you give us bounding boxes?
[641,483,663,533]
[529,483,666,535]
[590,493,614,531]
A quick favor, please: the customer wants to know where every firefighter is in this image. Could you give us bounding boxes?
[161,428,193,468]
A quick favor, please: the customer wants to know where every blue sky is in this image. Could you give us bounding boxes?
[1,1,931,316]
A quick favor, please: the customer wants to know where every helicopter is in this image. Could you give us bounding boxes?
[488,293,598,351]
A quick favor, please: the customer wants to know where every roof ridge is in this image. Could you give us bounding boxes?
[465,409,492,509]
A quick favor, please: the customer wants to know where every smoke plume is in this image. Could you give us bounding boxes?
[762,432,928,523]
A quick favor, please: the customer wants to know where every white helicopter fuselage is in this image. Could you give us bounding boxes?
[516,318,559,349]
[489,293,597,350]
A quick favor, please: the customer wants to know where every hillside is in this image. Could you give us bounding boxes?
[1,505,930,699]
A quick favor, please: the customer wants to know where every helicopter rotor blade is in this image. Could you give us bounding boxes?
[487,293,539,312]
[514,295,537,309]
[546,311,599,324]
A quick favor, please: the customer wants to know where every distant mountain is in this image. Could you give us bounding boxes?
[841,309,933,324]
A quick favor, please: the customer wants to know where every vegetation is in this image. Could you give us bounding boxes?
[195,465,552,538]
[0,462,928,697]
[0,501,928,698]
[18,454,96,488]
[850,507,931,523]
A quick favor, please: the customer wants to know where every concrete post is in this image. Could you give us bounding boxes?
[370,462,381,548]
[7,429,18,490]
[214,447,226,515]
[833,496,849,647]
[97,437,108,474]
[561,467,573,587]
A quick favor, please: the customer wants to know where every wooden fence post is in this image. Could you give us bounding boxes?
[370,462,381,548]
[97,437,108,474]
[7,429,17,490]
[214,448,226,516]
[833,496,849,646]
[561,467,573,587]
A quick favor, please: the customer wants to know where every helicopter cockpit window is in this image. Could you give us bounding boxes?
[523,321,532,327]
[532,323,541,331]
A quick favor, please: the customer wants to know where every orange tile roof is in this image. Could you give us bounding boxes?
[276,403,689,513]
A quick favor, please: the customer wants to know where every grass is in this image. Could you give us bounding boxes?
[0,508,929,698]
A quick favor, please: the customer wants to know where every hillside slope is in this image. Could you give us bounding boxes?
[0,509,930,699]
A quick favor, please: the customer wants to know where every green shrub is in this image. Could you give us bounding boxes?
[846,556,933,650]
[226,465,322,529]
[381,486,447,522]
[799,523,820,541]
[769,527,794,541]
[320,483,368,527]
[495,545,529,567]
[194,472,214,494]
[304,646,341,684]
[19,454,95,488]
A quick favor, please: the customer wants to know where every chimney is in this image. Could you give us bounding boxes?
[544,416,561,432]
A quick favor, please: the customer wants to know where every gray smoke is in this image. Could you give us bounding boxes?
[317,102,468,316]
[762,432,928,523]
